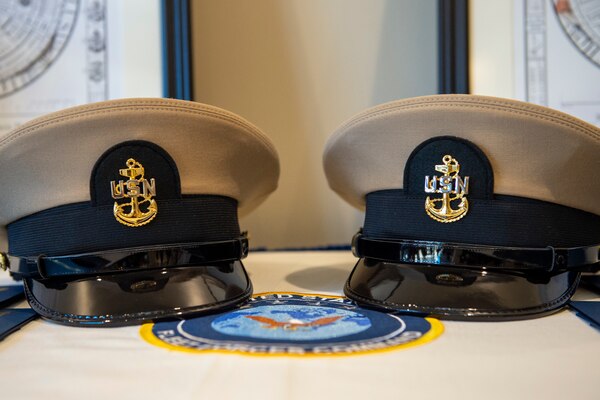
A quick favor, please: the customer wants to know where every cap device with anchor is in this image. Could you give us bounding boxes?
[324,95,600,320]
[0,98,279,326]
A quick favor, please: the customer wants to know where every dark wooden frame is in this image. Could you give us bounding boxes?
[438,0,470,94]
[161,0,193,100]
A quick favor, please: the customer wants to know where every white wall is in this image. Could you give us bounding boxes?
[469,0,515,98]
[109,0,163,98]
[191,0,438,248]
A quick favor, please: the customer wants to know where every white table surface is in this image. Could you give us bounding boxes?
[0,251,598,400]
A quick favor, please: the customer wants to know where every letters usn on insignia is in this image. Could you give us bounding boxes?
[424,155,470,223]
[110,158,158,227]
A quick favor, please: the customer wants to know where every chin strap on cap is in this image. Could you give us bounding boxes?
[352,231,600,273]
[9,235,249,280]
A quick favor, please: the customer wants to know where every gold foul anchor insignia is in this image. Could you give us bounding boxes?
[110,158,158,227]
[424,155,469,223]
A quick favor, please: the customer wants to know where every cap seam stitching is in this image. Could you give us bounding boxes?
[332,102,600,145]
[6,99,254,133]
[0,105,278,157]
[337,96,600,134]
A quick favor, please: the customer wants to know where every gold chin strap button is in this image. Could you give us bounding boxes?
[0,252,10,271]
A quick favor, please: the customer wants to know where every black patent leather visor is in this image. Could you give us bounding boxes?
[23,261,252,326]
[345,258,580,321]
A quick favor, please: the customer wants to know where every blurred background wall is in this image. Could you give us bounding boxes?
[190,0,438,249]
[469,0,514,98]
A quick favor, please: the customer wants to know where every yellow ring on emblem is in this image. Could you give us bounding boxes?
[140,291,444,358]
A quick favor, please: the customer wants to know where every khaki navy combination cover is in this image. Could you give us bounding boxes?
[0,98,279,326]
[324,94,600,320]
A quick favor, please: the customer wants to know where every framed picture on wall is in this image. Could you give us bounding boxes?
[0,0,163,135]
[469,0,600,127]
[514,0,600,126]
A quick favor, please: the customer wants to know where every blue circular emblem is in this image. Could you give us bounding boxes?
[141,292,443,356]
[211,305,371,340]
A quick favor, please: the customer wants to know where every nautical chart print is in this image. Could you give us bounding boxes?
[0,0,109,134]
[516,0,600,126]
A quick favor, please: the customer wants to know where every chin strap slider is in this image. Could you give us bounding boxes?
[0,253,9,271]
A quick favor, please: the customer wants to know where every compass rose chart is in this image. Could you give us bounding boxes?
[0,0,79,97]
[516,0,600,127]
[555,0,600,68]
[0,0,114,135]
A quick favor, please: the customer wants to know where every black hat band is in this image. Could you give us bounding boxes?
[364,190,600,248]
[7,195,240,257]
